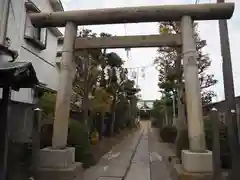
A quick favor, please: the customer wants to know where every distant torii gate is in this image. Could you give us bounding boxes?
[138,100,154,119]
[137,100,154,108]
[29,2,234,179]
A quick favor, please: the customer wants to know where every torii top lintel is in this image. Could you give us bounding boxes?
[30,3,234,28]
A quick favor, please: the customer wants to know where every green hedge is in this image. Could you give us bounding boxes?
[151,120,158,127]
[151,118,164,129]
[204,119,231,169]
[174,119,231,169]
[40,120,96,168]
[160,125,177,143]
[68,120,96,168]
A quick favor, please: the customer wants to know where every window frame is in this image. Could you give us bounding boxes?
[24,1,47,50]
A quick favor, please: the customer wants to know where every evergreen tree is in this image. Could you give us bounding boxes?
[155,22,217,108]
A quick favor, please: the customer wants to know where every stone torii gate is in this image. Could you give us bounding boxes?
[29,3,234,180]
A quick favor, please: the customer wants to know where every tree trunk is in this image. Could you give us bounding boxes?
[177,86,187,131]
[99,112,105,140]
[110,95,116,136]
[165,106,168,125]
[82,57,89,127]
[175,48,188,156]
[83,92,89,126]
[128,100,132,126]
[175,48,187,131]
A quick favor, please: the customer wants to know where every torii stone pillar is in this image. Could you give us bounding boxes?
[180,16,212,173]
[52,22,77,148]
[37,22,83,180]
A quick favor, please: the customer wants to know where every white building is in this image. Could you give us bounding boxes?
[1,0,64,142]
[7,0,63,102]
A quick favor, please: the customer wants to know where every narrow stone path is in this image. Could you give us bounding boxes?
[83,121,176,180]
[148,123,177,180]
[124,121,150,180]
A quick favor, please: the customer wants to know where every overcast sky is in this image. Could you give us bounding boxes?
[61,0,239,102]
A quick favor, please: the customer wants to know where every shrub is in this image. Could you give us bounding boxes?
[160,125,177,143]
[151,118,164,129]
[40,119,97,168]
[126,117,138,129]
[38,92,56,120]
[40,124,53,148]
[151,120,158,127]
[175,119,231,169]
[68,120,89,146]
[74,145,96,168]
[68,120,96,168]
[204,119,231,169]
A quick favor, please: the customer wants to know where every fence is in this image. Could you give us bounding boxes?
[208,104,240,180]
[7,108,50,180]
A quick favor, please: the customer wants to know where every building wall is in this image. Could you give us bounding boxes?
[31,0,54,13]
[5,0,60,104]
[1,0,62,143]
[8,101,34,143]
[203,97,240,114]
[203,96,240,124]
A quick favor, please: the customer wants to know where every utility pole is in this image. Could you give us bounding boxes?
[217,0,240,179]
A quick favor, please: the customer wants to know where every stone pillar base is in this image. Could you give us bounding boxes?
[182,150,213,173]
[37,147,83,180]
[174,164,213,180]
[37,162,83,180]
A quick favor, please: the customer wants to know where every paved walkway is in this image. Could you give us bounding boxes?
[84,121,176,180]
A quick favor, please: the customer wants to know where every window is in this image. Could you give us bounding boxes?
[24,1,47,50]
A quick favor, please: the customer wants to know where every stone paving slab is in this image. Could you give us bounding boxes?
[148,126,177,180]
[84,121,176,180]
[125,162,150,180]
[97,177,122,180]
[101,163,128,177]
[124,121,151,180]
[84,130,142,180]
[132,141,149,163]
[150,161,172,180]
